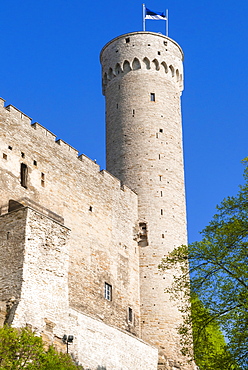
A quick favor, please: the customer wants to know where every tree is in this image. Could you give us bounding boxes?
[0,325,81,370]
[190,294,239,369]
[159,160,248,369]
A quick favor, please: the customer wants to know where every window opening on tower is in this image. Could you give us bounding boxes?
[138,222,148,247]
[20,163,28,188]
[128,307,133,322]
[104,283,112,301]
[150,93,155,102]
[125,37,130,43]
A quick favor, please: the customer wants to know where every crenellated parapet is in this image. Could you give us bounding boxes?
[0,96,137,209]
[100,31,184,94]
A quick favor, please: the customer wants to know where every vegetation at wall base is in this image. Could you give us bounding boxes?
[0,325,82,370]
[159,159,248,369]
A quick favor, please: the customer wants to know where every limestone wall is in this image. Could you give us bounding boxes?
[68,308,158,370]
[10,207,70,338]
[101,32,191,368]
[0,97,140,336]
[0,206,158,369]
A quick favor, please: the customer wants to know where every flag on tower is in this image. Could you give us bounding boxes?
[145,8,167,20]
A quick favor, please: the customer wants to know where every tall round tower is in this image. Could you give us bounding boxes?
[101,32,189,367]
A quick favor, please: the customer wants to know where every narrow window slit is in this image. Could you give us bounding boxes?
[21,163,28,188]
[104,283,112,301]
[128,307,133,322]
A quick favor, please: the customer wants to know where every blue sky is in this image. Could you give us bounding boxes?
[1,0,248,243]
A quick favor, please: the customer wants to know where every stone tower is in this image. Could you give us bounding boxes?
[101,31,189,367]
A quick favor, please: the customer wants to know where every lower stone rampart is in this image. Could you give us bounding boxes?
[67,308,158,370]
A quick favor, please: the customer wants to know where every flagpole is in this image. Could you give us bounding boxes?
[143,4,146,31]
[166,9,168,36]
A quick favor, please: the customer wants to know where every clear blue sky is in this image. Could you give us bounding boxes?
[1,1,248,243]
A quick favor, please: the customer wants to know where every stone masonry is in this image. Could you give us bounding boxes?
[0,31,196,369]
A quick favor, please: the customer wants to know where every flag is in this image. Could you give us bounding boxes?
[145,8,167,20]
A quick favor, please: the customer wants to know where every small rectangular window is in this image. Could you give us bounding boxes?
[159,128,163,133]
[3,153,7,160]
[41,172,45,187]
[150,93,155,102]
[8,146,12,150]
[21,152,25,158]
[104,283,112,301]
[33,160,37,166]
[125,37,130,43]
[161,209,163,215]
[128,307,133,322]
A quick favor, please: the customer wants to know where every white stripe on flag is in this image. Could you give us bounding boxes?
[145,14,167,20]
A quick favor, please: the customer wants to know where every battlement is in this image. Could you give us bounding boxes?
[102,57,183,95]
[101,32,184,94]
[0,97,137,200]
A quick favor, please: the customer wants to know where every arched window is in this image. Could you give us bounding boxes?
[108,68,114,80]
[176,69,180,82]
[143,57,150,70]
[115,63,122,75]
[123,60,131,73]
[152,59,160,71]
[161,61,168,73]
[169,65,175,77]
[132,58,141,70]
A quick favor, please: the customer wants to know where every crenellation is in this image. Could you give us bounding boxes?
[5,104,32,124]
[55,139,79,157]
[0,98,5,107]
[31,122,57,142]
[78,153,100,172]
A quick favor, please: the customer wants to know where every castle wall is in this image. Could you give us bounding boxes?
[0,97,141,336]
[68,308,158,370]
[0,206,158,369]
[9,207,70,338]
[0,208,26,303]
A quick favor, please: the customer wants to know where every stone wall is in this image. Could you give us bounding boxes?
[0,206,158,369]
[101,32,192,369]
[0,97,141,336]
[0,208,26,303]
[68,308,158,370]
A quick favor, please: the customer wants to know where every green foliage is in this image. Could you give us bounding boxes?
[159,160,248,369]
[0,325,81,370]
[191,294,239,370]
